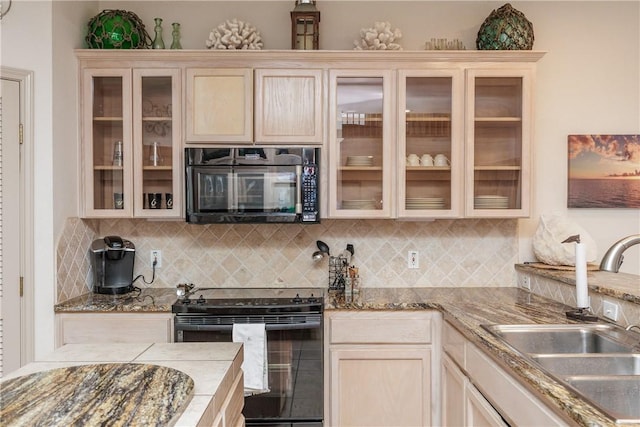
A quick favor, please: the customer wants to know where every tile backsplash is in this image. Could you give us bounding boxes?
[56,217,519,302]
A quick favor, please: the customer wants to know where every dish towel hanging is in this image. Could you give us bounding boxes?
[232,323,269,396]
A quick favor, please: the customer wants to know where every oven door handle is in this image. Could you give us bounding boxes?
[175,321,322,333]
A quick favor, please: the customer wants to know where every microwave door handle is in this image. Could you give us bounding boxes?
[228,172,237,211]
[176,321,321,333]
[295,165,302,214]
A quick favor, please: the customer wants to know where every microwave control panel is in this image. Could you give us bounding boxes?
[302,164,319,222]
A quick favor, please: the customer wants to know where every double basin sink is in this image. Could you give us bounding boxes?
[482,323,640,424]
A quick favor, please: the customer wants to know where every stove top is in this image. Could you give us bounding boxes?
[171,287,324,314]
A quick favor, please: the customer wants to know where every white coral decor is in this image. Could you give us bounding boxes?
[354,21,402,50]
[206,19,263,50]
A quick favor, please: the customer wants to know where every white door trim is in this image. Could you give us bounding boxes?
[1,66,35,369]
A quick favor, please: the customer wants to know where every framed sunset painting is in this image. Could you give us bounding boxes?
[568,134,640,208]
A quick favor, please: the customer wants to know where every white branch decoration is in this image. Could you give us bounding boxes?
[205,18,263,50]
[354,21,402,50]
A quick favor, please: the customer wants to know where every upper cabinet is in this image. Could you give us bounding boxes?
[186,67,323,145]
[465,69,533,217]
[79,60,182,219]
[328,69,393,218]
[185,68,253,143]
[397,69,464,218]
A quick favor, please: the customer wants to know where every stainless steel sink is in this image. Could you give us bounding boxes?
[531,354,640,376]
[566,377,640,422]
[482,323,640,423]
[483,323,635,354]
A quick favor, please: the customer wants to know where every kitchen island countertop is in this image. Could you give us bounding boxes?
[1,342,243,426]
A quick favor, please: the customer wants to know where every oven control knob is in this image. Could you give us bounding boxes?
[197,295,206,304]
[293,293,302,304]
[308,294,318,303]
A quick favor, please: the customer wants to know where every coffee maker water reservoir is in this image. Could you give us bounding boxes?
[90,236,135,294]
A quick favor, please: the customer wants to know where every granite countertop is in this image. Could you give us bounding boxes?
[328,287,639,427]
[1,342,243,427]
[54,288,178,312]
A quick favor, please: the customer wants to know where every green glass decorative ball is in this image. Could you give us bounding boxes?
[86,9,150,49]
[476,3,534,50]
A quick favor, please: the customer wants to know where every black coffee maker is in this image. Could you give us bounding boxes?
[90,236,135,294]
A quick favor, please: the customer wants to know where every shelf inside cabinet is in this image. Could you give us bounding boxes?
[95,165,124,171]
[339,166,383,171]
[406,166,451,171]
[93,117,124,122]
[474,166,521,171]
[142,166,173,171]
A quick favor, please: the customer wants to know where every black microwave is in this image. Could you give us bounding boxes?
[185,147,319,224]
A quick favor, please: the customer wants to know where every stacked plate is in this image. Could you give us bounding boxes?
[405,197,445,210]
[474,195,509,209]
[342,199,377,210]
[346,156,374,167]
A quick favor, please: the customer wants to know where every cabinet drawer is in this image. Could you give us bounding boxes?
[443,321,466,367]
[329,311,434,344]
[56,313,173,345]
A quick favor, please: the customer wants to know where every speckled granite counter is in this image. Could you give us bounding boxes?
[328,287,640,427]
[54,288,177,312]
[1,342,243,427]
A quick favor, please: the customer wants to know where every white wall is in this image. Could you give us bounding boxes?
[0,0,638,357]
[0,1,56,359]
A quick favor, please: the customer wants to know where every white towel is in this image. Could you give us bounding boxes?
[232,323,269,396]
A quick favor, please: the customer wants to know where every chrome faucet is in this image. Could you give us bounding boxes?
[626,324,640,333]
[599,234,640,272]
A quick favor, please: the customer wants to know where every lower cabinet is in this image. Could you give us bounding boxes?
[325,310,441,426]
[442,321,571,427]
[56,312,173,346]
[442,353,507,427]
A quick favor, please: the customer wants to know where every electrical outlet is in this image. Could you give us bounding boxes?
[408,251,419,269]
[150,250,162,268]
[519,275,531,290]
[603,300,620,321]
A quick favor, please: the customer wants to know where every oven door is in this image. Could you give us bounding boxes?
[175,315,323,426]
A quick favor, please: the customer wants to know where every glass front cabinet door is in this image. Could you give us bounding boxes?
[397,70,463,218]
[465,69,533,217]
[328,70,393,218]
[82,68,181,218]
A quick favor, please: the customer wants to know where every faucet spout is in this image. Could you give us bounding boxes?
[599,234,640,272]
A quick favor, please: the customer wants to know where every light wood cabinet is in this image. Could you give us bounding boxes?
[185,68,253,143]
[465,69,534,217]
[254,68,323,144]
[325,311,441,426]
[186,67,323,144]
[328,70,394,218]
[56,313,173,346]
[441,322,570,427]
[79,64,182,218]
[397,69,464,218]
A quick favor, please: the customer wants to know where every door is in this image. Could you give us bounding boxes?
[1,77,22,375]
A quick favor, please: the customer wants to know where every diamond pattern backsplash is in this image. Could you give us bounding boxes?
[56,217,518,302]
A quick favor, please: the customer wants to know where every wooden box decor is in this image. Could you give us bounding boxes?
[476,3,534,50]
[86,9,150,49]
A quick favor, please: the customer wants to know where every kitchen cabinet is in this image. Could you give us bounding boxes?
[186,67,323,144]
[441,321,570,426]
[465,69,534,217]
[325,311,441,426]
[397,70,464,218]
[328,70,394,218]
[55,313,173,346]
[80,66,181,218]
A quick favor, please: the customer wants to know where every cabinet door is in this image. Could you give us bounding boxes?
[466,383,509,427]
[442,353,466,427]
[254,69,323,144]
[398,70,464,218]
[185,68,253,142]
[82,69,133,217]
[328,70,393,218]
[329,347,431,427]
[133,69,182,218]
[465,69,533,217]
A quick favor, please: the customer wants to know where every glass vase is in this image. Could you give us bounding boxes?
[152,17,165,49]
[170,22,182,49]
